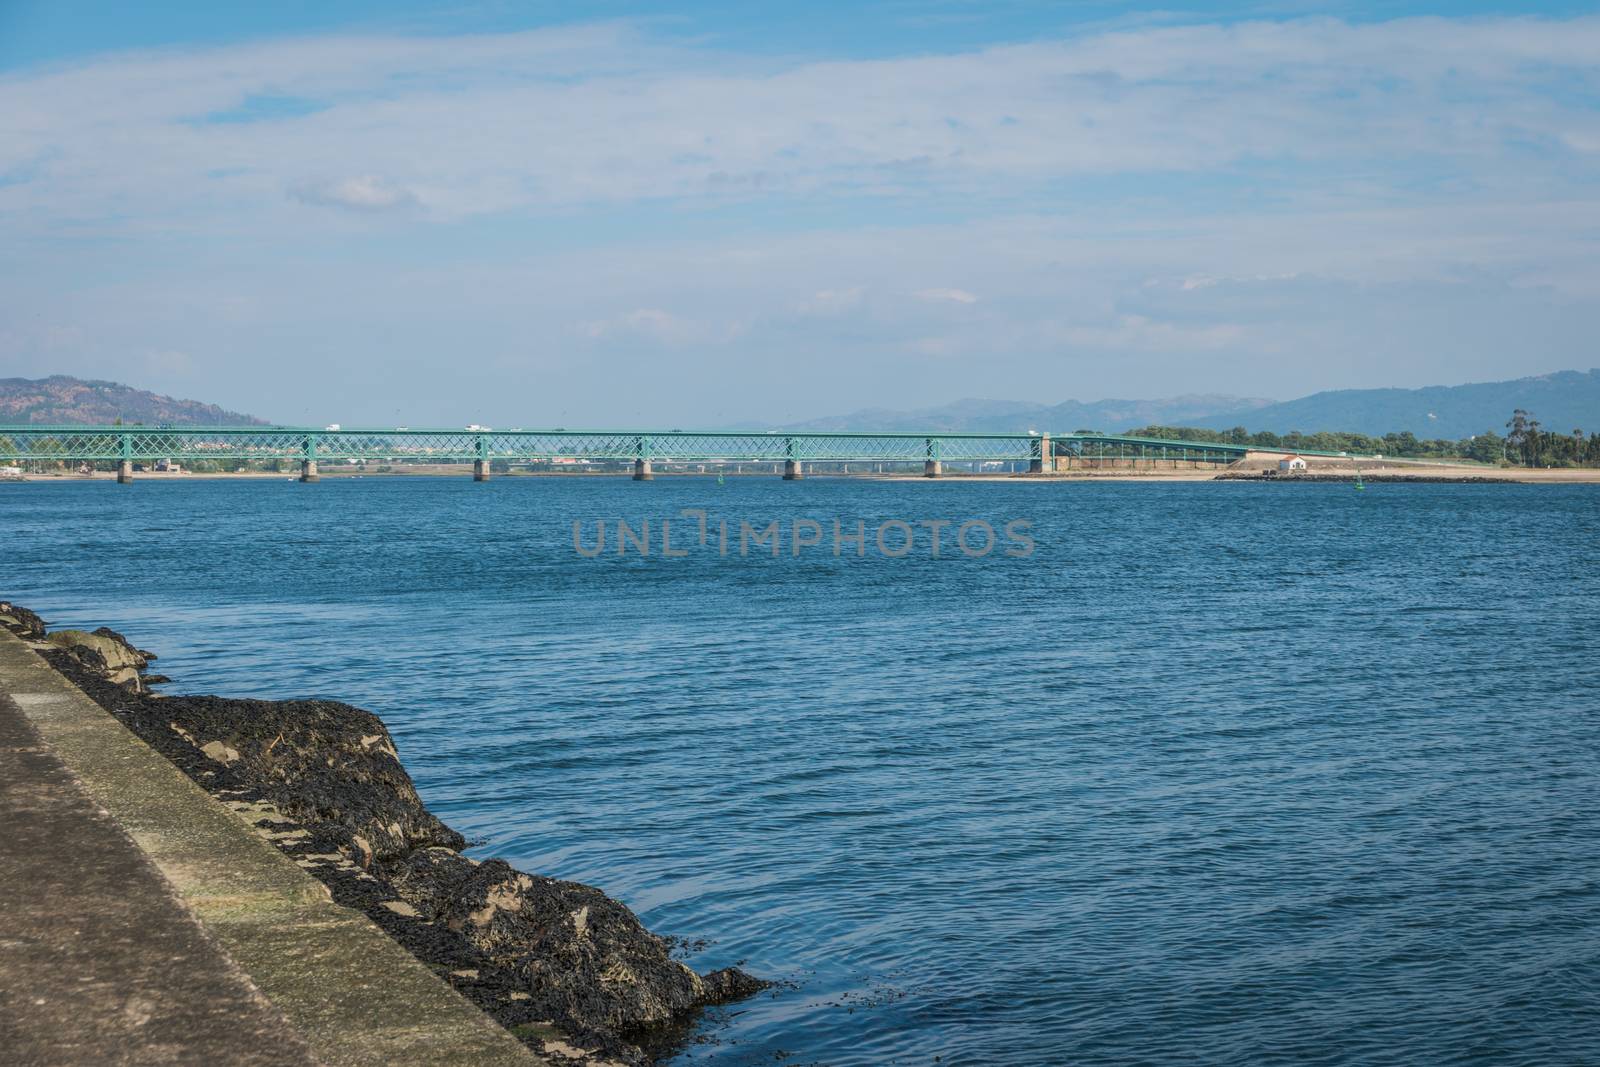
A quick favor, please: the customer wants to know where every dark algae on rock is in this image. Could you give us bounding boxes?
[0,601,766,1066]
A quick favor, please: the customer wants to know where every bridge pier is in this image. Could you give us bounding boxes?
[1029,433,1053,474]
[116,460,133,484]
[924,459,942,478]
[783,459,803,480]
[472,435,490,482]
[633,459,653,481]
[299,460,319,483]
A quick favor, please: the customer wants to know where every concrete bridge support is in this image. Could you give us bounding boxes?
[924,459,942,478]
[1029,433,1053,474]
[299,460,319,483]
[633,459,653,481]
[783,459,803,480]
[472,436,490,482]
[116,461,133,484]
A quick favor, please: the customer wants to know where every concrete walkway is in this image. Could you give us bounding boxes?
[0,690,319,1066]
[0,626,543,1066]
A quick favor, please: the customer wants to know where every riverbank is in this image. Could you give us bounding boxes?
[0,602,764,1066]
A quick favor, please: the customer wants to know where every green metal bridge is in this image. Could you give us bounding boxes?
[0,425,1343,481]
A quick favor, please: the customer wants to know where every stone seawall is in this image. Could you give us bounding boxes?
[0,601,763,1066]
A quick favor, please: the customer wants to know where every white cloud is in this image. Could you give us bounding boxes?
[1048,315,1246,352]
[1179,273,1301,291]
[1,15,1598,420]
[582,308,739,347]
[796,287,866,315]
[291,175,417,211]
[914,288,978,304]
[4,16,1599,230]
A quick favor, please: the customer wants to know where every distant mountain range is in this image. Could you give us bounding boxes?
[9,369,1596,439]
[1183,370,1600,439]
[795,371,1600,439]
[0,375,266,426]
[785,394,1274,434]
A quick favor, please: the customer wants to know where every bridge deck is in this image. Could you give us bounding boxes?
[0,425,1355,466]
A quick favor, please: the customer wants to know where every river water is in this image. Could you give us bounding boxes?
[8,476,1600,1065]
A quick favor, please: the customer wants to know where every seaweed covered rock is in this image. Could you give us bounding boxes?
[0,601,48,638]
[43,628,153,689]
[92,626,157,664]
[391,849,708,1032]
[3,603,768,1063]
[698,965,768,1003]
[147,694,465,862]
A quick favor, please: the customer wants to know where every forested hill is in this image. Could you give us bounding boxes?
[0,375,267,426]
[1186,370,1600,438]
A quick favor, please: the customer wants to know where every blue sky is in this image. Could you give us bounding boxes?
[9,2,1600,68]
[2,1,1597,425]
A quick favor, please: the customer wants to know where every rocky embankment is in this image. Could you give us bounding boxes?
[0,602,764,1066]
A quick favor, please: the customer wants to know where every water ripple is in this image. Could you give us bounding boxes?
[7,477,1600,1065]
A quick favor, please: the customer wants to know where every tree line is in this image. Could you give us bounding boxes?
[1121,410,1600,467]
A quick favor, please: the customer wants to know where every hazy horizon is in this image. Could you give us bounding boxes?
[12,368,1600,443]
